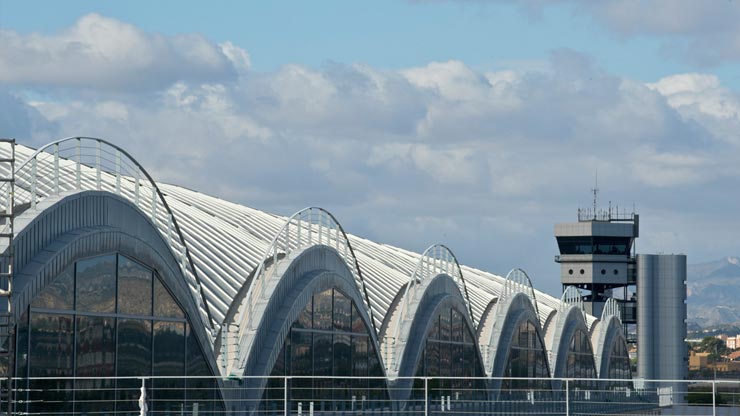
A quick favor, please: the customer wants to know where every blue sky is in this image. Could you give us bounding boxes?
[2,1,740,296]
[4,0,740,85]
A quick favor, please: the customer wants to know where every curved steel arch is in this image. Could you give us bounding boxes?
[395,244,475,334]
[548,303,595,378]
[593,315,629,379]
[485,292,551,391]
[227,244,387,402]
[12,137,215,334]
[228,206,378,371]
[601,297,621,321]
[560,285,585,321]
[502,268,539,318]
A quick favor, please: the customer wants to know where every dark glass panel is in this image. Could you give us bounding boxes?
[556,236,592,255]
[187,324,216,414]
[351,336,368,400]
[439,342,451,377]
[462,344,473,378]
[537,352,548,378]
[464,325,474,344]
[313,333,332,399]
[75,254,116,313]
[31,266,74,310]
[593,236,631,255]
[428,315,440,340]
[333,334,351,376]
[291,330,312,375]
[367,339,385,401]
[426,340,439,377]
[333,290,351,332]
[505,320,551,391]
[439,309,450,341]
[608,340,631,384]
[153,276,184,319]
[295,296,312,329]
[567,329,597,386]
[527,350,536,377]
[76,315,116,414]
[263,341,287,413]
[291,330,312,400]
[117,319,152,413]
[351,302,364,333]
[334,334,351,405]
[313,289,333,330]
[557,236,632,255]
[351,336,368,377]
[28,313,74,415]
[118,255,152,316]
[452,343,463,378]
[153,321,185,413]
[518,322,528,348]
[451,309,463,342]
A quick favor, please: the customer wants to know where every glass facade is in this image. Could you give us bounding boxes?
[502,320,550,392]
[607,339,632,383]
[16,253,223,415]
[414,307,486,401]
[262,288,387,413]
[566,329,597,387]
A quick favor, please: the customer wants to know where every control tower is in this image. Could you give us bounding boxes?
[554,193,638,341]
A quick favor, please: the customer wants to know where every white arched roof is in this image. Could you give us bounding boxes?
[1,140,603,354]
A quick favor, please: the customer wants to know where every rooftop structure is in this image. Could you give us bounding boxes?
[554,203,639,333]
[0,137,637,413]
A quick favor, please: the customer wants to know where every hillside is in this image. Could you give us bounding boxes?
[687,257,740,328]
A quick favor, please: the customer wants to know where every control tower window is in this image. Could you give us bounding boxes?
[556,237,632,256]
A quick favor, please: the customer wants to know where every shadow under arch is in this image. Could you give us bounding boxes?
[389,273,488,404]
[593,314,631,383]
[547,305,597,389]
[487,292,552,400]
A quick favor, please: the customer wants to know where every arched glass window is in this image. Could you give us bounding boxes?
[414,307,486,402]
[15,253,224,415]
[502,320,550,392]
[607,339,631,384]
[261,288,387,413]
[566,329,597,387]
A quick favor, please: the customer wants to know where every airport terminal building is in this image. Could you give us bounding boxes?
[0,138,637,414]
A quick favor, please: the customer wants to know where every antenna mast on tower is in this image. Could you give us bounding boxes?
[591,171,599,220]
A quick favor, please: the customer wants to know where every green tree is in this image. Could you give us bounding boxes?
[697,337,729,362]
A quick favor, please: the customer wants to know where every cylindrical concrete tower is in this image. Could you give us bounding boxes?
[637,254,687,402]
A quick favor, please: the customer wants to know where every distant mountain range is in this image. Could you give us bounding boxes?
[687,257,740,328]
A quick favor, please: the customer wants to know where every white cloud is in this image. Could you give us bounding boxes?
[648,73,740,147]
[5,14,740,293]
[0,13,249,90]
[574,2,740,65]
[425,1,740,65]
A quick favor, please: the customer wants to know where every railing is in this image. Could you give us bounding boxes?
[4,375,739,415]
[5,138,214,337]
[577,207,636,222]
[500,268,539,318]
[602,297,621,321]
[225,207,377,376]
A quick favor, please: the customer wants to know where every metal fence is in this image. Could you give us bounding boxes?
[2,376,740,415]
